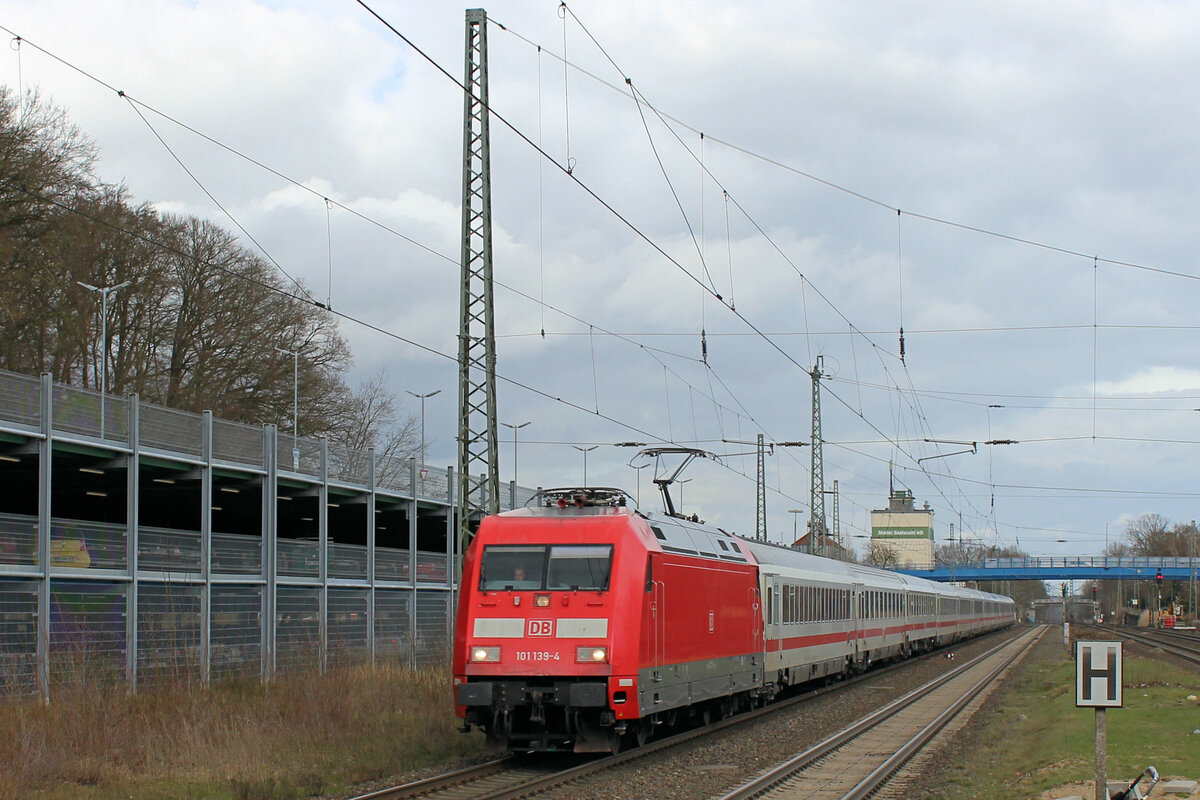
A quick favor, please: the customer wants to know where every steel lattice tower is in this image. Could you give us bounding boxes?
[755,433,767,541]
[831,478,840,558]
[809,356,826,556]
[456,8,499,561]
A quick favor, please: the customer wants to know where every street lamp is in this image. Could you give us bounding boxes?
[78,280,131,439]
[631,462,649,507]
[788,508,803,548]
[500,421,530,485]
[277,347,300,470]
[406,389,441,465]
[572,445,598,486]
[677,478,692,513]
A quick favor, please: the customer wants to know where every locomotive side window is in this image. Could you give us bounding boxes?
[480,546,547,590]
[546,545,613,591]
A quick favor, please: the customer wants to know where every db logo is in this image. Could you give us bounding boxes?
[527,619,553,637]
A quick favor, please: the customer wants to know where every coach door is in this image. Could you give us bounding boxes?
[763,573,780,658]
[851,583,863,658]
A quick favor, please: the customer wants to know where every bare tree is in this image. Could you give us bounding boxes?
[864,542,900,569]
[0,89,421,454]
[327,370,420,460]
[1123,513,1173,555]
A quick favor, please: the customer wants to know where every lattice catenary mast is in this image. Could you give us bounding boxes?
[756,433,767,541]
[809,356,827,556]
[457,8,500,562]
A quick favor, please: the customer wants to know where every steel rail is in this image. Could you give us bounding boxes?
[839,628,1042,800]
[715,626,1042,800]
[346,627,1024,800]
[463,630,1026,800]
[1080,624,1200,667]
[346,758,521,800]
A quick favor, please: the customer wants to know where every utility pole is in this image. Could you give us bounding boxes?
[456,8,500,566]
[756,433,767,541]
[809,356,827,558]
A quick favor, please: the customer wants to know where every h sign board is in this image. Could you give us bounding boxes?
[1076,641,1122,707]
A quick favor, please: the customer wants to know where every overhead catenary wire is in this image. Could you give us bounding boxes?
[490,5,1199,533]
[8,13,1189,540]
[487,4,1171,532]
[2,177,810,509]
[0,25,787,448]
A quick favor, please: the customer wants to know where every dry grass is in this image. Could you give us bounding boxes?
[0,660,483,800]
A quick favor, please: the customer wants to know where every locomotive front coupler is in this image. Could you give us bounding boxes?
[528,690,546,723]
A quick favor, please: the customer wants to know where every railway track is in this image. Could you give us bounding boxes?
[1079,624,1200,667]
[345,757,569,800]
[714,625,1043,800]
[347,628,1029,800]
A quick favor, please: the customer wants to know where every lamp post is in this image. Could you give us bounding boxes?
[677,478,692,514]
[788,508,803,548]
[631,463,649,508]
[572,445,597,486]
[500,421,530,485]
[78,280,131,439]
[277,347,300,470]
[406,389,441,465]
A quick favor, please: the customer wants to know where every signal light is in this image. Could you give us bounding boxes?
[1156,571,1163,585]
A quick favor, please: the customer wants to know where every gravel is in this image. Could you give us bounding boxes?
[326,626,1037,800]
[538,627,1029,800]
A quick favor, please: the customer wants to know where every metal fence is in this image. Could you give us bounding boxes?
[0,369,538,699]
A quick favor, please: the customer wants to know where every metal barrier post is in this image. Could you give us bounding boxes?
[318,438,328,674]
[367,447,376,666]
[263,424,278,680]
[126,394,140,691]
[37,373,52,702]
[447,466,456,646]
[201,411,213,684]
[408,458,418,667]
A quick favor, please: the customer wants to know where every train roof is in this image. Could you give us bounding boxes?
[491,491,1011,604]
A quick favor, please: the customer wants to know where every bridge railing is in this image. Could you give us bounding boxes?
[904,555,1200,571]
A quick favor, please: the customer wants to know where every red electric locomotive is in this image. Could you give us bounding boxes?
[452,487,763,752]
[453,482,1016,753]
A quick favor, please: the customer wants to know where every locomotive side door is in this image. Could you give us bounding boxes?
[649,553,665,681]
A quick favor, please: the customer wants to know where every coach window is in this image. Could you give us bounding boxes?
[546,544,613,591]
[480,545,547,590]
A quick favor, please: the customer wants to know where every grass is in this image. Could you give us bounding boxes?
[0,660,484,800]
[926,637,1200,799]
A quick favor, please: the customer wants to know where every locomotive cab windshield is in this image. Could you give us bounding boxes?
[480,544,613,592]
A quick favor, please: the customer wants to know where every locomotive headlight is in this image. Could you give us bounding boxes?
[576,646,607,663]
[534,594,551,608]
[470,646,500,663]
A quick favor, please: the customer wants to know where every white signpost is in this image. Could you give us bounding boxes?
[1077,641,1123,800]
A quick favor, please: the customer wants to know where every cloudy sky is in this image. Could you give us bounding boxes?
[5,0,1199,558]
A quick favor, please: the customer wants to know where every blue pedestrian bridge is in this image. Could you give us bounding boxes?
[895,556,1200,582]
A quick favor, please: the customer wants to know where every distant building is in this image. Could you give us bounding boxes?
[869,489,934,566]
[790,528,850,560]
